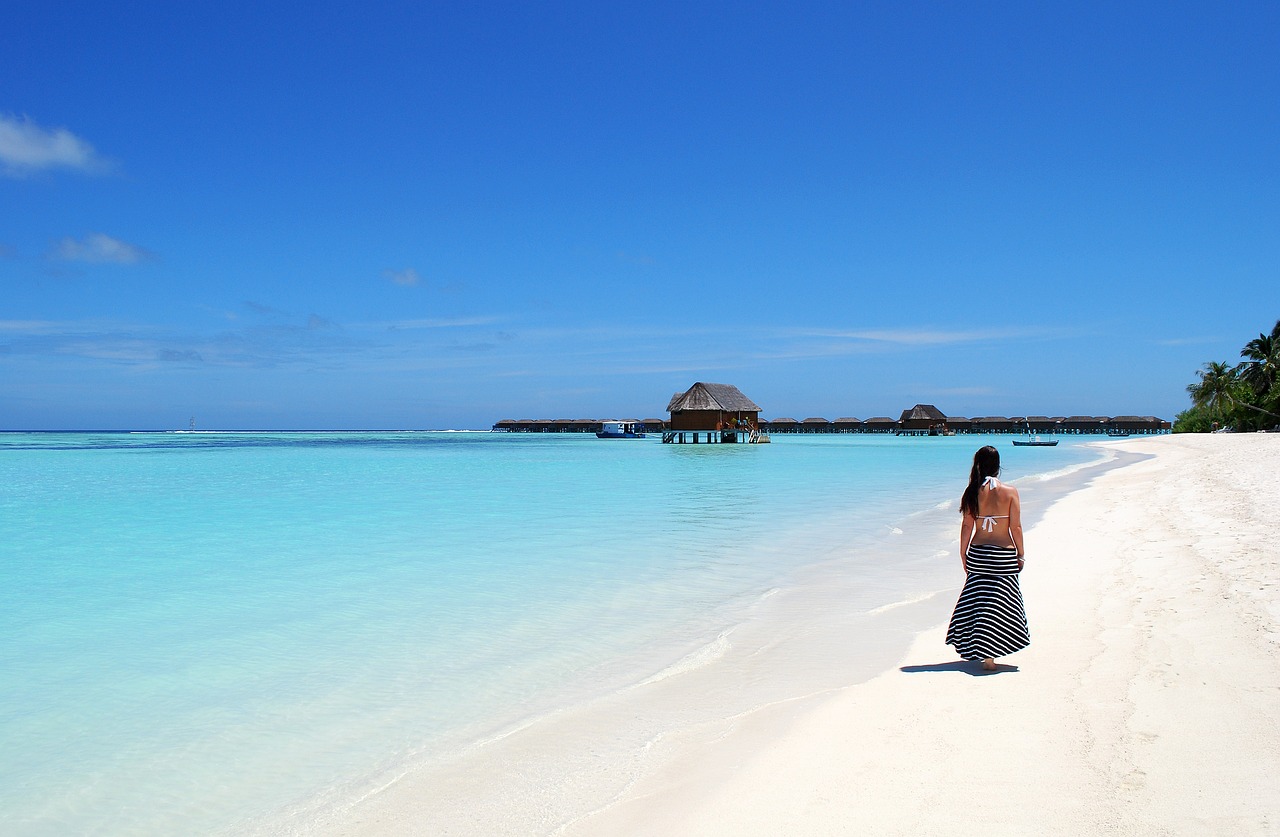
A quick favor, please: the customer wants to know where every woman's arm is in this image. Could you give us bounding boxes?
[959,513,974,572]
[1008,488,1025,566]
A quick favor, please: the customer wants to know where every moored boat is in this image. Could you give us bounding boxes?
[1012,435,1059,447]
[596,420,646,439]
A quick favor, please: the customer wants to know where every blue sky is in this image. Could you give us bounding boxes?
[3,2,1277,429]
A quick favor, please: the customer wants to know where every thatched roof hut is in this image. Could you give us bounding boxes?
[1062,415,1105,432]
[1109,415,1165,432]
[833,417,864,432]
[667,382,762,431]
[801,417,831,432]
[864,416,898,432]
[975,416,1016,432]
[764,417,799,432]
[899,404,947,430]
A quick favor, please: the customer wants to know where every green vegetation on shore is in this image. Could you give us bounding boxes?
[1176,319,1280,433]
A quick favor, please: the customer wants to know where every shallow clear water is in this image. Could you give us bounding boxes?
[0,431,1106,834]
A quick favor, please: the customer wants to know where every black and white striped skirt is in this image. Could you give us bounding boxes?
[945,543,1030,660]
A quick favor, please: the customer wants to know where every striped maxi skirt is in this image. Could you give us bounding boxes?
[946,542,1030,660]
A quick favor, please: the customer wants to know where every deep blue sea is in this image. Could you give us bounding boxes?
[0,431,1109,834]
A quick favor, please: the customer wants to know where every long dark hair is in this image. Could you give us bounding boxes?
[960,445,1001,519]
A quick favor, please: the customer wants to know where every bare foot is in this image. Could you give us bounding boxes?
[981,658,997,671]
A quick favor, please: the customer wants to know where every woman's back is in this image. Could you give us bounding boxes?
[969,481,1019,546]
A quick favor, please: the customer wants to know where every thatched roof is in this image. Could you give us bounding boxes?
[802,417,830,424]
[899,404,946,422]
[769,417,799,424]
[865,416,897,425]
[834,417,864,424]
[667,382,762,413]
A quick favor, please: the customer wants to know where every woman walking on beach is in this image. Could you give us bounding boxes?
[946,445,1030,670]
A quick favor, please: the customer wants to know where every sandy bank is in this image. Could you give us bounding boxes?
[565,434,1280,835]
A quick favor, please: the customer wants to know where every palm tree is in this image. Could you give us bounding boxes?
[1239,319,1280,408]
[1187,361,1240,427]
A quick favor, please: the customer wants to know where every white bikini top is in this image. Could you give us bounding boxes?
[979,476,1008,532]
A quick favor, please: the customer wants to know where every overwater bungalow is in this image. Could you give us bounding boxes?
[801,417,831,433]
[765,417,799,433]
[1062,415,1105,434]
[898,404,947,434]
[865,417,898,433]
[1025,415,1057,433]
[975,416,1016,433]
[833,417,864,433]
[664,382,763,444]
[945,416,973,433]
[1109,415,1165,434]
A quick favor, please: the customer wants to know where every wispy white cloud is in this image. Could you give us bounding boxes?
[157,349,204,363]
[49,233,153,264]
[788,327,1003,345]
[1154,336,1221,347]
[0,319,68,334]
[363,316,505,330]
[0,115,111,177]
[384,267,421,286]
[753,324,1079,360]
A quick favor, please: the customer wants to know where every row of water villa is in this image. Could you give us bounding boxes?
[491,385,1171,437]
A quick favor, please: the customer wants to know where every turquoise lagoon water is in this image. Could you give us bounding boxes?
[0,431,1108,834]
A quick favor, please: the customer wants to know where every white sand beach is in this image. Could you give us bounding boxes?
[563,434,1280,836]
[332,434,1279,836]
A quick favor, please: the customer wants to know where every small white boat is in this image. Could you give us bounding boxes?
[596,420,646,439]
[1012,435,1059,447]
